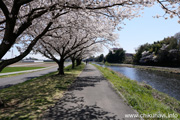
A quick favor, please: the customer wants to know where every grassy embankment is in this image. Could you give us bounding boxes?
[0,64,85,119]
[1,67,45,73]
[94,64,180,120]
[97,62,180,74]
[0,67,45,78]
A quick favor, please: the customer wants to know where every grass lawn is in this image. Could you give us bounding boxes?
[0,64,85,119]
[94,64,180,120]
[1,67,45,73]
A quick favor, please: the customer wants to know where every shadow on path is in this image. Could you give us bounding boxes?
[82,68,95,72]
[42,68,119,120]
[0,84,14,90]
[0,71,55,90]
[42,92,118,120]
[69,76,104,91]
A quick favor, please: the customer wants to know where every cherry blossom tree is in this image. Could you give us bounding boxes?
[0,0,151,72]
[0,0,179,72]
[157,0,180,22]
[0,0,70,72]
[0,0,179,110]
[70,44,101,69]
[34,11,118,75]
[35,30,116,74]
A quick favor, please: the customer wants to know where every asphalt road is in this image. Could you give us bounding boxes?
[43,64,137,120]
[0,62,71,89]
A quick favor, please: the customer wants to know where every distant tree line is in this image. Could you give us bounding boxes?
[94,54,104,62]
[94,48,126,63]
[133,32,180,67]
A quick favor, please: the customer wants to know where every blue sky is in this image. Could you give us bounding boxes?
[3,4,180,59]
[100,4,180,56]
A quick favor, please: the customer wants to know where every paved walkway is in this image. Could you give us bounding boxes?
[42,64,137,120]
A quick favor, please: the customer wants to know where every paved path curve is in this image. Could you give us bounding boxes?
[0,62,71,89]
[43,64,137,120]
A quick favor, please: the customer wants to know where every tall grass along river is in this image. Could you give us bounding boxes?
[97,64,180,101]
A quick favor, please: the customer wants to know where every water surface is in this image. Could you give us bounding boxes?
[105,65,180,101]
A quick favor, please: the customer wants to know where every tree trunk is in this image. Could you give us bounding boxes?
[71,58,75,69]
[58,59,65,75]
[76,59,82,66]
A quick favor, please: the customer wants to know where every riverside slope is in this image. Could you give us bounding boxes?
[0,62,71,89]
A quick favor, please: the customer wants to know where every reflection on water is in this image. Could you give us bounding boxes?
[106,65,180,101]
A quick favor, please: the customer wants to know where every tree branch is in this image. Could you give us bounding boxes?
[157,0,179,17]
[17,0,34,6]
[0,0,9,19]
[0,22,53,72]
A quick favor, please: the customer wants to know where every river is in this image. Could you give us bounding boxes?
[98,64,180,101]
